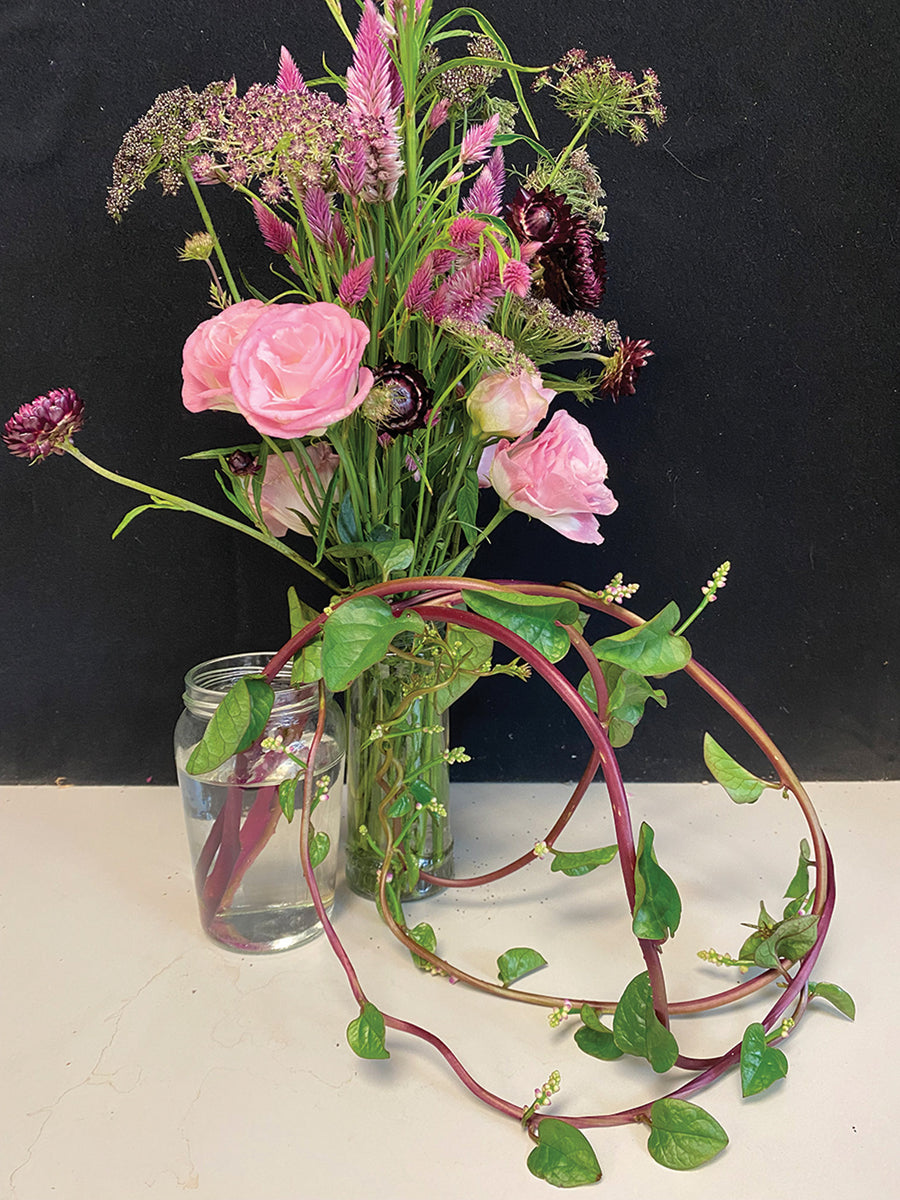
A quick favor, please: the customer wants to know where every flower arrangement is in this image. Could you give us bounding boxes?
[4,0,851,1190]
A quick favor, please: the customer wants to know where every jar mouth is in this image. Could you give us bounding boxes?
[183,652,316,715]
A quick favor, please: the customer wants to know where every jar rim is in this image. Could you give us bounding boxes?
[183,652,317,715]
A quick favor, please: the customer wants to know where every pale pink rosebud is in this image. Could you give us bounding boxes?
[467,369,555,438]
[489,410,617,544]
[338,256,375,307]
[459,113,500,165]
[276,46,307,93]
[252,199,294,255]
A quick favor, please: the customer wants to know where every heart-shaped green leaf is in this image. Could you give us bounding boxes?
[809,981,856,1020]
[783,838,813,898]
[433,627,493,713]
[740,1021,789,1096]
[408,921,437,970]
[347,1002,390,1060]
[462,589,580,663]
[589,602,691,677]
[497,946,548,986]
[632,822,682,940]
[647,1098,728,1169]
[612,972,679,1072]
[526,1119,602,1188]
[186,676,275,775]
[574,1016,624,1061]
[703,733,775,804]
[322,596,425,691]
[308,830,330,870]
[549,845,618,877]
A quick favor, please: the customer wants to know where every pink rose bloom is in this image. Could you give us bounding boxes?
[489,410,617,544]
[252,445,340,538]
[181,299,267,413]
[467,369,556,438]
[228,302,374,437]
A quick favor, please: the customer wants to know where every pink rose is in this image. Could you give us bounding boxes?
[467,369,555,438]
[228,302,374,437]
[252,444,340,538]
[489,409,617,544]
[181,300,267,413]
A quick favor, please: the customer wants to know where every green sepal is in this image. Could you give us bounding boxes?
[703,733,776,804]
[346,1002,390,1060]
[497,947,548,987]
[321,596,425,691]
[308,830,330,869]
[461,588,581,663]
[809,981,856,1020]
[740,1022,789,1097]
[408,921,437,970]
[632,823,682,941]
[526,1118,602,1188]
[647,1098,728,1170]
[186,676,275,775]
[589,602,691,677]
[612,972,679,1072]
[784,838,813,898]
[549,845,618,877]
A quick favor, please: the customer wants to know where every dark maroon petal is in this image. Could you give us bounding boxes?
[3,388,84,460]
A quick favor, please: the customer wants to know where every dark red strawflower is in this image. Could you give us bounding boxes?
[504,186,606,314]
[3,388,85,460]
[225,449,260,476]
[364,362,433,436]
[599,338,653,400]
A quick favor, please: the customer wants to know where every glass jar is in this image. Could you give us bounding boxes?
[174,653,345,953]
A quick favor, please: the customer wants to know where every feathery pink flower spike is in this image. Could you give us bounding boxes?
[252,199,294,254]
[276,46,307,94]
[339,257,376,307]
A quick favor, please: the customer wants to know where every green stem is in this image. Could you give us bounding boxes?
[65,443,343,589]
[182,162,241,304]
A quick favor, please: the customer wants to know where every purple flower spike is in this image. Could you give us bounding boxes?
[252,199,294,254]
[4,388,85,460]
[276,46,307,94]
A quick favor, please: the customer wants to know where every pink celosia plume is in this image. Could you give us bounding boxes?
[276,46,307,94]
[459,113,500,165]
[252,199,294,254]
[338,256,375,307]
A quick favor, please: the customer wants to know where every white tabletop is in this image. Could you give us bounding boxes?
[1,781,894,1200]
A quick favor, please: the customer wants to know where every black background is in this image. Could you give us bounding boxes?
[1,0,897,784]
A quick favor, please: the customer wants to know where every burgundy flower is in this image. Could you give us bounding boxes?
[505,186,606,314]
[599,338,653,400]
[225,449,260,476]
[362,362,433,435]
[4,388,85,460]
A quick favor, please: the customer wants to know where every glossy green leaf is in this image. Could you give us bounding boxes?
[497,946,548,986]
[278,777,298,822]
[321,596,425,691]
[770,913,819,960]
[308,830,330,869]
[632,823,682,940]
[457,468,479,545]
[647,1098,728,1170]
[369,537,415,579]
[549,845,618,877]
[462,589,580,663]
[433,627,493,713]
[346,1002,390,1060]
[336,491,359,543]
[809,981,856,1020]
[408,921,437,970]
[589,603,691,677]
[703,733,774,804]
[186,676,275,775]
[526,1119,602,1188]
[386,792,413,818]
[287,587,323,684]
[574,1020,623,1061]
[740,1022,788,1097]
[577,662,667,747]
[784,838,813,898]
[612,972,679,1072]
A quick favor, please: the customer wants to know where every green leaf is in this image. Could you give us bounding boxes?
[336,491,359,543]
[186,676,275,775]
[462,588,580,664]
[321,596,425,691]
[809,981,856,1020]
[589,603,691,677]
[612,972,679,1072]
[369,537,415,580]
[549,845,618,877]
[457,468,480,545]
[577,662,667,748]
[308,830,330,869]
[770,913,819,960]
[287,587,323,684]
[497,947,548,986]
[740,1022,789,1097]
[703,733,775,804]
[110,502,156,539]
[632,823,682,940]
[433,627,493,713]
[408,921,437,970]
[574,1020,624,1061]
[784,838,813,898]
[647,1099,728,1170]
[526,1119,602,1188]
[278,777,298,822]
[346,1002,390,1060]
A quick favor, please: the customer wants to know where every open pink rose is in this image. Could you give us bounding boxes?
[467,369,555,438]
[181,299,267,413]
[489,409,617,544]
[252,444,340,538]
[228,302,374,437]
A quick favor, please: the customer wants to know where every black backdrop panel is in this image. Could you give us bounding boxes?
[1,0,897,783]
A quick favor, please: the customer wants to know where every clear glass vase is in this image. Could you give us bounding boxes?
[344,652,453,900]
[174,653,345,953]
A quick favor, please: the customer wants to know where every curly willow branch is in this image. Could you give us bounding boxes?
[268,576,836,1133]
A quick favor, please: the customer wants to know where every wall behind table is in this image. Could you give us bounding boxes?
[1,0,897,783]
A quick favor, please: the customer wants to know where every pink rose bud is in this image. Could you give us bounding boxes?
[228,302,374,438]
[467,369,556,439]
[251,444,340,538]
[489,409,617,544]
[181,299,267,414]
